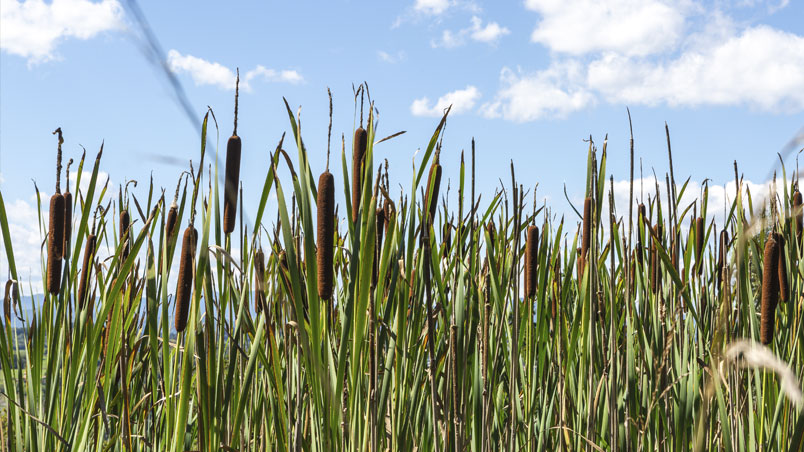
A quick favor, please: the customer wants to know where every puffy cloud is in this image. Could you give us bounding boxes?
[167,50,303,91]
[587,26,804,111]
[525,0,687,56]
[411,85,481,117]
[0,0,125,63]
[414,0,452,15]
[480,62,594,121]
[432,16,509,48]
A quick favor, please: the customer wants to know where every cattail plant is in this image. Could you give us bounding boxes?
[761,234,779,345]
[373,207,385,287]
[318,88,336,300]
[794,189,803,241]
[775,232,789,303]
[717,229,729,288]
[636,203,646,265]
[223,70,242,235]
[120,209,131,263]
[166,175,185,246]
[695,217,705,276]
[442,221,451,259]
[78,233,96,309]
[580,197,593,276]
[47,128,65,295]
[524,225,539,298]
[174,225,198,332]
[317,170,335,299]
[424,153,442,227]
[3,280,11,322]
[254,247,266,313]
[63,159,73,253]
[650,224,662,294]
[352,126,367,223]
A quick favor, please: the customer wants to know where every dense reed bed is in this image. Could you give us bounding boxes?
[1,93,804,452]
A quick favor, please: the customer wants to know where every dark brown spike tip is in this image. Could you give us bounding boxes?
[174,226,198,332]
[223,134,242,234]
[317,171,335,299]
[760,235,779,345]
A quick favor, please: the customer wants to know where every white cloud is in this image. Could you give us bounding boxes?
[167,50,238,90]
[469,16,510,43]
[0,0,125,63]
[525,0,687,56]
[167,50,303,91]
[414,0,452,15]
[378,50,406,63]
[411,85,481,117]
[244,65,304,85]
[432,16,509,48]
[587,26,804,111]
[480,63,594,121]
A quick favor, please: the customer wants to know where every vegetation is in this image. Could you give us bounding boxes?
[1,88,803,451]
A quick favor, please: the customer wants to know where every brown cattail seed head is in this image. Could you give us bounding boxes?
[760,235,779,345]
[165,204,178,244]
[636,203,646,265]
[223,134,242,234]
[525,225,539,298]
[174,226,198,332]
[373,207,386,287]
[424,160,442,228]
[254,248,266,313]
[120,210,130,263]
[351,127,367,223]
[47,193,65,295]
[78,234,96,309]
[3,280,12,321]
[580,197,593,276]
[442,222,451,259]
[695,217,705,276]
[317,171,335,299]
[486,222,496,245]
[63,191,72,253]
[775,232,789,303]
[717,229,729,288]
[794,190,803,239]
[581,197,593,259]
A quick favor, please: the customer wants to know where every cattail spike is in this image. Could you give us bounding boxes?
[174,226,198,332]
[317,171,335,299]
[352,127,368,223]
[695,217,705,276]
[776,232,789,303]
[223,102,243,234]
[120,210,130,263]
[581,197,593,275]
[255,248,266,313]
[525,225,539,298]
[760,235,779,345]
[78,234,96,309]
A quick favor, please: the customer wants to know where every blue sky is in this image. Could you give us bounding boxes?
[1,0,803,289]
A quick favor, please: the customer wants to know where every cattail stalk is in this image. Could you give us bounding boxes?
[47,128,65,295]
[761,235,779,345]
[223,70,242,234]
[775,232,789,303]
[174,226,198,332]
[695,217,704,276]
[581,197,592,276]
[717,229,729,288]
[794,190,803,242]
[255,248,266,313]
[373,208,385,287]
[351,127,367,223]
[63,159,73,253]
[317,171,335,299]
[525,225,539,298]
[120,210,130,263]
[78,234,96,309]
